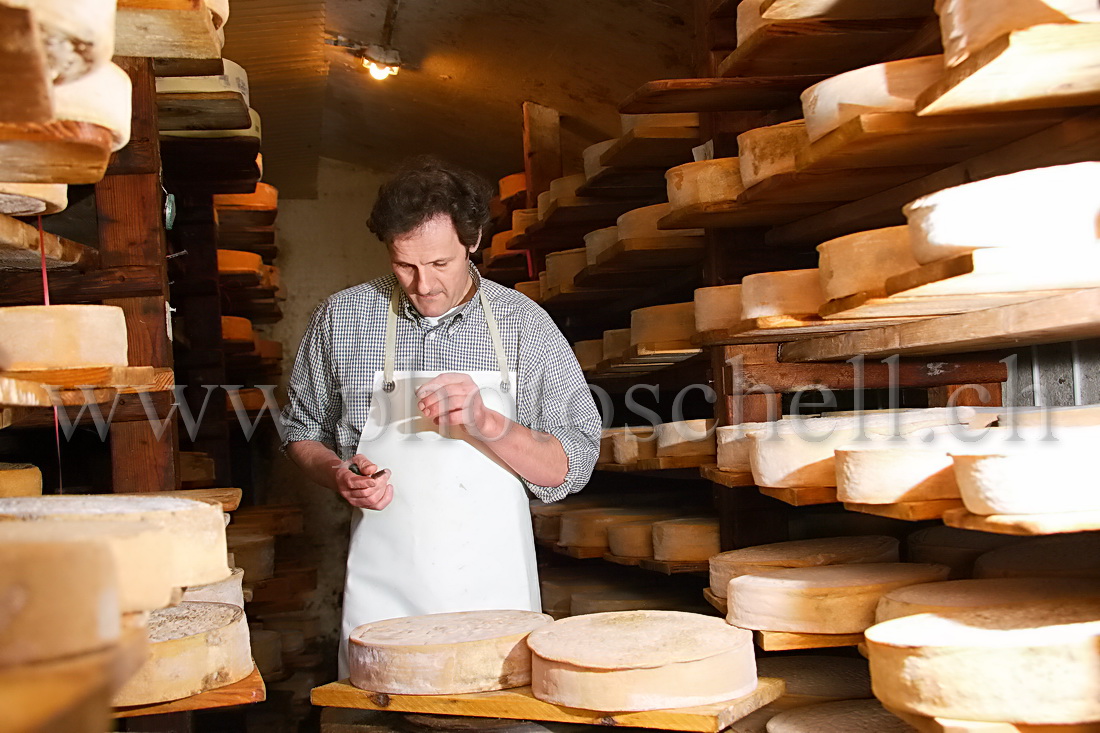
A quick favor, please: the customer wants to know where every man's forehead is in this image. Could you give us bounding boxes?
[389,215,464,263]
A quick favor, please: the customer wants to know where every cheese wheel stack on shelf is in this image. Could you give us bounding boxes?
[666,158,744,210]
[0,304,128,371]
[0,182,67,216]
[607,520,659,558]
[0,462,41,497]
[630,301,695,347]
[155,58,250,132]
[558,507,677,550]
[652,516,719,562]
[737,120,810,189]
[695,284,743,333]
[571,339,602,372]
[740,269,826,319]
[655,419,716,458]
[875,577,1100,623]
[617,203,704,240]
[935,0,1100,67]
[816,227,920,303]
[584,225,618,265]
[905,526,1021,579]
[529,496,608,543]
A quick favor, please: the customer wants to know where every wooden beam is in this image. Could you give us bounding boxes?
[0,266,164,305]
[522,102,562,209]
[618,76,824,115]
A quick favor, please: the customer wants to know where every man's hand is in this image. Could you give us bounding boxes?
[334,454,393,510]
[416,373,505,438]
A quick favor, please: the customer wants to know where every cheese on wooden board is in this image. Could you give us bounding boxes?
[584,226,619,265]
[559,507,676,549]
[528,611,757,711]
[602,328,632,361]
[652,516,720,562]
[155,58,250,103]
[6,0,116,83]
[875,577,1100,623]
[213,181,278,210]
[582,139,617,180]
[610,426,657,464]
[113,601,253,706]
[0,304,127,370]
[0,182,67,216]
[695,284,743,333]
[512,208,539,234]
[904,163,1100,265]
[906,526,1021,579]
[816,227,919,302]
[540,570,624,617]
[865,599,1100,724]
[655,419,716,457]
[182,566,245,608]
[766,700,917,733]
[515,281,540,301]
[349,610,552,694]
[250,628,283,678]
[571,340,602,372]
[666,158,744,210]
[162,107,261,140]
[0,538,119,666]
[499,172,525,200]
[935,0,1100,67]
[0,462,41,497]
[216,248,263,275]
[488,231,513,262]
[621,113,700,133]
[0,495,229,587]
[549,174,586,200]
[617,204,704,240]
[973,533,1100,579]
[54,62,133,151]
[569,589,701,615]
[737,120,810,189]
[711,536,902,598]
[717,421,772,472]
[536,191,553,220]
[756,656,872,710]
[226,529,275,582]
[607,520,657,558]
[530,498,608,542]
[727,563,950,633]
[801,56,945,142]
[630,301,696,346]
[741,269,826,319]
[221,314,253,342]
[544,248,587,291]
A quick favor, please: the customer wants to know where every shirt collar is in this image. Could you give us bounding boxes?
[398,261,484,325]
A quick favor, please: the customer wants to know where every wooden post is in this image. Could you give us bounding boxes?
[522,102,562,209]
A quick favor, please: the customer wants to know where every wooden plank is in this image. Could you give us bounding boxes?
[639,558,710,575]
[117,487,243,511]
[703,588,729,616]
[538,197,649,231]
[310,679,785,733]
[886,250,1100,300]
[619,76,826,114]
[753,630,863,651]
[0,213,100,271]
[737,165,936,205]
[0,121,114,184]
[0,5,53,124]
[603,552,644,567]
[0,366,157,388]
[759,0,935,20]
[594,237,706,269]
[577,166,668,198]
[759,485,838,506]
[555,544,606,560]
[817,289,1071,320]
[695,314,915,346]
[843,499,963,521]
[601,126,701,169]
[638,455,716,471]
[660,200,832,229]
[114,665,265,718]
[115,0,222,59]
[918,24,1100,116]
[701,465,756,489]
[729,356,1007,393]
[523,102,562,209]
[942,506,1100,536]
[624,342,703,365]
[0,266,163,305]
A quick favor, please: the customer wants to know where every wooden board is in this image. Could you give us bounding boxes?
[114,665,266,718]
[660,200,833,229]
[887,249,1100,300]
[541,286,629,310]
[736,165,935,205]
[117,487,243,511]
[218,225,276,248]
[310,679,786,733]
[703,588,729,616]
[694,314,914,346]
[157,91,252,132]
[595,236,707,269]
[619,76,825,114]
[759,485,838,506]
[918,23,1100,116]
[843,499,963,521]
[601,126,701,169]
[0,121,114,184]
[942,506,1100,537]
[555,544,607,560]
[603,552,645,566]
[0,213,100,271]
[759,0,935,20]
[639,558,710,575]
[535,197,651,233]
[887,708,1058,733]
[0,5,53,124]
[578,166,668,199]
[0,366,157,389]
[232,504,305,535]
[753,630,863,651]
[116,0,223,59]
[218,208,278,228]
[817,289,1067,321]
[700,465,756,489]
[624,341,704,365]
[638,455,716,471]
[0,375,116,408]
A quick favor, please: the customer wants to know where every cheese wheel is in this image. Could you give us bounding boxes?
[113,601,253,706]
[349,610,552,694]
[582,139,617,180]
[607,520,656,558]
[666,159,744,210]
[0,304,127,370]
[0,462,41,497]
[536,191,553,220]
[559,507,675,549]
[0,495,229,587]
[621,113,700,133]
[0,183,67,216]
[499,172,526,200]
[488,231,513,261]
[717,421,772,472]
[741,269,826,319]
[905,163,1100,265]
[570,589,696,615]
[617,204,704,240]
[906,526,1021,579]
[630,301,695,346]
[875,577,1100,623]
[257,339,282,361]
[583,226,618,266]
[182,566,245,608]
[865,599,1100,724]
[766,700,917,733]
[816,227,920,301]
[610,426,657,464]
[801,56,945,142]
[655,419,716,457]
[652,517,719,562]
[213,182,278,211]
[572,339,602,372]
[216,248,263,275]
[162,107,261,140]
[155,58,250,104]
[250,628,283,677]
[756,656,872,709]
[226,530,275,582]
[711,536,901,597]
[221,315,253,342]
[530,498,607,543]
[549,174,585,200]
[7,0,116,83]
[602,328,632,361]
[225,387,269,412]
[974,533,1100,580]
[597,430,615,464]
[540,570,624,616]
[737,120,810,189]
[512,208,539,234]
[54,62,132,151]
[515,281,540,301]
[528,611,757,711]
[936,0,1100,67]
[544,248,587,291]
[0,538,120,666]
[695,284,744,333]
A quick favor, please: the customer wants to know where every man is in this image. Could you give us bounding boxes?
[281,157,601,675]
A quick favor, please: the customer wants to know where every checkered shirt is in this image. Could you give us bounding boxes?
[280,266,601,502]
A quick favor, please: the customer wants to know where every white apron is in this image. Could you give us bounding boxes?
[338,287,541,678]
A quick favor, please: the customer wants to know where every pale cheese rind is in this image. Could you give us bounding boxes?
[349,610,553,694]
[617,203,703,240]
[935,0,1100,67]
[741,269,826,319]
[607,520,656,558]
[973,533,1100,580]
[0,462,42,497]
[602,328,631,362]
[54,62,133,151]
[609,426,657,465]
[816,227,919,302]
[0,183,67,216]
[559,507,675,549]
[571,340,602,372]
[652,516,719,562]
[737,120,809,189]
[584,226,619,266]
[226,529,275,582]
[717,421,772,472]
[766,699,917,732]
[529,498,607,543]
[582,139,617,180]
[655,419,716,457]
[695,284,743,333]
[666,159,744,210]
[0,304,127,370]
[511,208,539,235]
[875,577,1100,623]
[182,566,246,608]
[630,301,696,346]
[544,248,587,292]
[155,58,250,103]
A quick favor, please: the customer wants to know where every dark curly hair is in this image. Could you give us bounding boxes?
[367,156,494,252]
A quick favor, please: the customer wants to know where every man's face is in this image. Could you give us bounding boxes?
[389,214,474,317]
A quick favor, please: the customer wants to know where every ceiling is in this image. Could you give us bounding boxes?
[225,0,696,198]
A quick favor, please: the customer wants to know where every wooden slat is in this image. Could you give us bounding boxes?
[701,466,756,489]
[0,366,156,388]
[157,91,252,132]
[0,266,161,305]
[114,665,265,718]
[619,76,826,114]
[115,0,222,59]
[578,166,668,198]
[737,165,936,205]
[594,236,706,269]
[659,200,831,229]
[942,506,1100,536]
[694,314,915,346]
[759,0,934,20]
[638,558,710,575]
[638,455,715,471]
[0,121,114,184]
[601,126,701,169]
[753,630,862,651]
[703,588,729,615]
[886,249,1100,299]
[843,499,963,521]
[0,213,99,271]
[0,5,53,124]
[759,485,838,506]
[117,487,243,511]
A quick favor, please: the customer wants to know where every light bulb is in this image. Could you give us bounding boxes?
[364,59,398,80]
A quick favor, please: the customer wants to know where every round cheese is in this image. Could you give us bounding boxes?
[609,426,657,465]
[540,570,624,617]
[257,339,282,361]
[741,269,826,319]
[602,328,631,361]
[512,208,539,234]
[221,315,253,342]
[529,498,606,543]
[906,526,1022,579]
[836,437,967,505]
[0,183,67,216]
[528,611,757,712]
[756,656,871,709]
[0,462,42,497]
[865,599,1100,724]
[544,248,587,291]
[250,628,283,678]
[54,62,132,151]
[489,231,513,261]
[499,173,526,200]
[515,281,540,301]
[559,507,675,549]
[549,174,586,200]
[349,610,552,694]
[536,191,553,220]
[695,284,743,333]
[717,421,772,472]
[182,566,245,608]
[583,226,618,265]
[607,520,656,558]
[617,203,704,240]
[666,158,744,210]
[974,533,1100,580]
[216,248,263,276]
[652,516,719,562]
[0,495,229,587]
[816,227,919,302]
[621,113,700,133]
[0,304,127,371]
[727,563,950,634]
[582,139,617,180]
[213,182,275,211]
[875,577,1100,623]
[711,535,900,597]
[655,419,716,457]
[226,530,275,582]
[113,601,253,706]
[8,0,116,83]
[936,0,1100,67]
[766,699,916,732]
[572,340,602,372]
[630,301,696,346]
[737,120,810,190]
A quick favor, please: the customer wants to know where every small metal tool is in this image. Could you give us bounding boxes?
[348,464,387,479]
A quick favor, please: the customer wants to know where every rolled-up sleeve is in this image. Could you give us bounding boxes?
[281,300,341,451]
[517,311,602,503]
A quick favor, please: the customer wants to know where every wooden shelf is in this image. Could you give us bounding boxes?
[942,506,1100,536]
[597,236,707,269]
[114,665,266,719]
[843,499,963,522]
[700,465,755,489]
[694,314,913,346]
[0,366,157,390]
[115,0,223,60]
[703,588,728,616]
[541,286,630,310]
[512,198,654,253]
[619,76,826,114]
[157,91,251,133]
[758,485,838,506]
[601,126,701,169]
[577,167,667,199]
[753,630,863,651]
[554,544,606,560]
[311,679,785,733]
[117,487,243,511]
[637,455,715,471]
[603,552,644,566]
[0,121,114,184]
[638,558,710,575]
[660,200,831,229]
[737,165,934,206]
[0,213,100,271]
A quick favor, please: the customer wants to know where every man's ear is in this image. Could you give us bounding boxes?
[469,230,484,254]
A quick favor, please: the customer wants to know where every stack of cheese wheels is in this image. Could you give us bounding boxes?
[221,315,254,344]
[620,112,700,133]
[0,183,68,216]
[757,656,872,710]
[800,56,944,142]
[630,301,695,347]
[695,284,743,333]
[865,598,1100,725]
[559,507,676,550]
[512,208,539,235]
[544,248,587,293]
[528,611,757,711]
[348,610,552,694]
[602,328,631,362]
[710,536,900,599]
[571,340,602,372]
[154,59,250,126]
[973,532,1100,580]
[213,181,278,215]
[816,227,920,302]
[584,226,619,266]
[606,425,657,465]
[113,601,253,706]
[538,174,587,220]
[766,700,916,733]
[582,139,617,180]
[0,462,42,497]
[655,419,716,458]
[515,281,540,301]
[608,519,660,558]
[741,269,826,319]
[540,569,624,618]
[666,158,744,210]
[727,563,951,634]
[936,0,1100,67]
[499,172,525,201]
[162,106,261,142]
[529,497,606,543]
[737,120,809,189]
[717,421,773,472]
[54,62,133,152]
[652,517,719,562]
[875,577,1100,624]
[226,529,275,582]
[216,248,263,277]
[617,203,704,240]
[905,526,1021,579]
[7,0,117,84]
[182,566,246,608]
[570,588,700,615]
[0,304,128,370]
[903,163,1100,265]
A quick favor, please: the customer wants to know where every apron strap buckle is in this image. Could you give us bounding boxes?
[382,380,396,393]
